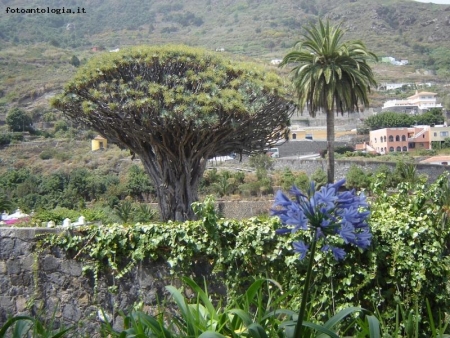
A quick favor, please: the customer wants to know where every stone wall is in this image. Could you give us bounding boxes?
[217,200,273,219]
[274,158,450,183]
[277,140,350,157]
[0,227,219,336]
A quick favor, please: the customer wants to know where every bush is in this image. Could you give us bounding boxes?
[280,168,295,191]
[0,134,11,146]
[416,148,437,156]
[39,149,55,160]
[249,153,274,171]
[54,120,69,132]
[54,151,71,162]
[334,145,355,154]
[310,168,327,187]
[10,132,24,141]
[6,107,33,132]
[346,164,371,189]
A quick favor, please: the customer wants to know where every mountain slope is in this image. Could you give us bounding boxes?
[2,0,450,57]
[1,0,450,113]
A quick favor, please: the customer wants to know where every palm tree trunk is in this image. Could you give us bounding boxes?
[326,109,335,183]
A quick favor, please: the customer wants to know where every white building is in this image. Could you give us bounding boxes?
[382,90,443,113]
[382,83,406,90]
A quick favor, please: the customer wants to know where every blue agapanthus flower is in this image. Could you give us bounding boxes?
[272,179,371,261]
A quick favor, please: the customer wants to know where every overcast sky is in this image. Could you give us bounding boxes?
[414,0,450,4]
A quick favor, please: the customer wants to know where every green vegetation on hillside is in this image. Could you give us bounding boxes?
[2,0,450,115]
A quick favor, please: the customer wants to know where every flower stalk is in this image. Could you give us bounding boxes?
[272,179,372,337]
[295,227,318,338]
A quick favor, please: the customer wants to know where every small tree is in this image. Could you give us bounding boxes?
[6,108,33,132]
[70,55,81,67]
[52,45,294,221]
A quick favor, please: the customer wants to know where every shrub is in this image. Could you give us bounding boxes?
[294,171,309,191]
[39,149,55,160]
[10,132,24,141]
[6,107,33,132]
[54,151,71,162]
[417,148,437,156]
[346,164,371,189]
[54,120,69,132]
[0,134,11,146]
[280,168,295,191]
[334,145,355,154]
[249,153,274,171]
[310,168,327,187]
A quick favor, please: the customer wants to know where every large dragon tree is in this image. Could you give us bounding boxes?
[52,45,294,221]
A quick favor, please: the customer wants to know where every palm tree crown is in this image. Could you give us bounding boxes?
[281,19,377,182]
[281,19,377,116]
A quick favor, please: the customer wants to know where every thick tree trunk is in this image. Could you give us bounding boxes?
[326,110,335,184]
[139,151,207,222]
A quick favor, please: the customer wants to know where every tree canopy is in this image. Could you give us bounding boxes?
[280,20,377,183]
[52,45,294,221]
[365,108,444,130]
[6,108,33,132]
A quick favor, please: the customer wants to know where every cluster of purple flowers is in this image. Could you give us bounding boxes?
[272,179,371,261]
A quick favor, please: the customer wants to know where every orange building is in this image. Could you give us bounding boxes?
[369,126,430,154]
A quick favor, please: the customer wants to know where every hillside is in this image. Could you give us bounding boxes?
[2,0,450,115]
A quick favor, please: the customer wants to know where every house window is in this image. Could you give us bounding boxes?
[374,137,377,143]
[389,135,394,142]
[402,135,406,141]
[389,147,394,152]
[440,131,449,137]
[434,132,437,137]
[403,146,407,151]
[384,136,387,142]
[292,133,297,140]
[396,146,401,152]
[395,135,400,141]
[409,143,415,148]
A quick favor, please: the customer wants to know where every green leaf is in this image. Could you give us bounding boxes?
[303,321,340,338]
[322,306,363,330]
[0,316,34,338]
[198,332,227,338]
[227,309,253,327]
[367,315,381,338]
[165,285,195,335]
[247,323,269,338]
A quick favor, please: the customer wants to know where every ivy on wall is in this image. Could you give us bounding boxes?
[40,176,450,331]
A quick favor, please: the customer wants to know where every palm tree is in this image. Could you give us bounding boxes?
[281,19,377,183]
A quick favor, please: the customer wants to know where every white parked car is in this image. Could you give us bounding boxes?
[268,148,279,158]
